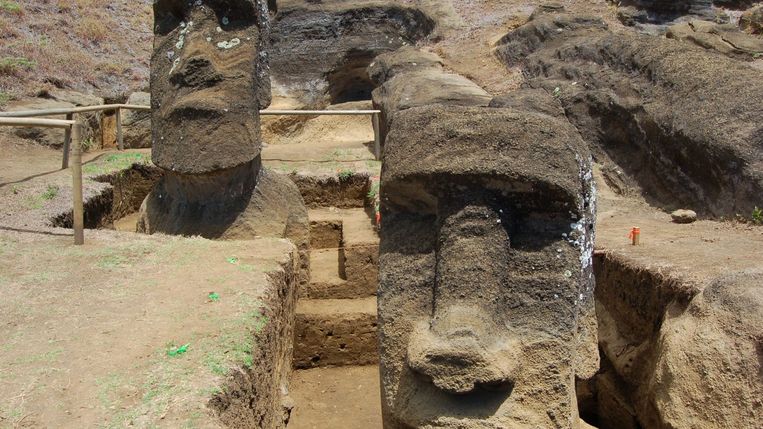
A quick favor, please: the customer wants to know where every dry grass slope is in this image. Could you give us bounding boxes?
[0,0,153,106]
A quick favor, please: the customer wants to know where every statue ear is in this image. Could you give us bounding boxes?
[575,297,599,380]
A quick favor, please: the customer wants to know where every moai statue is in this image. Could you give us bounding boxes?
[378,104,598,428]
[140,0,308,282]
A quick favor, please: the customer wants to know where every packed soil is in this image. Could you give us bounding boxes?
[287,366,382,429]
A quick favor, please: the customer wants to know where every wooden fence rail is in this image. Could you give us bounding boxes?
[0,105,383,161]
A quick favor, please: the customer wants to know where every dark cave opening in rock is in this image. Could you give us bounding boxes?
[326,49,377,104]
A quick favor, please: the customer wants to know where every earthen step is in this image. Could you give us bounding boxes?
[306,208,379,299]
[293,297,378,369]
[309,217,342,249]
[304,248,358,299]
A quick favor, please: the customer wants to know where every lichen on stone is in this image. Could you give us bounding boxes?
[217,38,241,50]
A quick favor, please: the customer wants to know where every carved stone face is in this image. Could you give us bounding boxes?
[378,105,596,429]
[152,0,270,174]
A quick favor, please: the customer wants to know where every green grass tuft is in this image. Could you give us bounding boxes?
[0,57,35,75]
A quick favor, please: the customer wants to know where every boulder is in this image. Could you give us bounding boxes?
[611,0,727,31]
[648,271,763,428]
[495,11,763,218]
[122,92,151,149]
[671,209,698,223]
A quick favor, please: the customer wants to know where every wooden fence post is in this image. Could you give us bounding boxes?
[115,107,124,150]
[372,112,381,161]
[62,113,73,169]
[71,122,84,245]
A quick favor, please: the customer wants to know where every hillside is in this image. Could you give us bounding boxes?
[0,0,152,106]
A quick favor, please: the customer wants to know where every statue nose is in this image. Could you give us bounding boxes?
[406,307,515,394]
[170,54,223,88]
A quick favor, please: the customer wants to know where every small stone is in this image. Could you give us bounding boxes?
[671,209,698,224]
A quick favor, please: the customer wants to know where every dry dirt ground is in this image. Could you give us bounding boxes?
[0,229,295,428]
[262,99,381,178]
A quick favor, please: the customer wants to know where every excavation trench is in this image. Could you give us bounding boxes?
[48,162,668,429]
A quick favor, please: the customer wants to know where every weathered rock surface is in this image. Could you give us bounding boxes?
[367,46,443,86]
[489,88,565,118]
[666,20,763,59]
[740,4,763,34]
[122,92,151,149]
[379,104,597,428]
[495,12,763,218]
[613,0,726,32]
[370,48,491,147]
[269,0,436,104]
[593,252,763,429]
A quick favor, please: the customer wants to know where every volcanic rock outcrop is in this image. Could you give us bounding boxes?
[269,0,436,104]
[378,102,598,428]
[495,12,763,218]
[139,0,308,285]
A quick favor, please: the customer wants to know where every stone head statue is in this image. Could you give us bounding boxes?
[151,0,271,174]
[378,105,597,428]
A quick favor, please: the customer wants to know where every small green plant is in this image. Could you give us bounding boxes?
[41,184,59,200]
[367,181,380,200]
[208,292,220,302]
[80,137,94,152]
[167,343,190,357]
[338,168,354,181]
[552,86,561,98]
[0,57,35,75]
[0,91,10,106]
[752,206,763,224]
[0,1,21,14]
[83,152,150,175]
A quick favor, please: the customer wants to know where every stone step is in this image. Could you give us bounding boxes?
[293,297,379,369]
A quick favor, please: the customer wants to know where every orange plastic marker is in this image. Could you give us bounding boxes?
[628,227,641,245]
